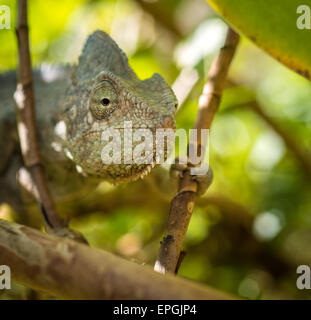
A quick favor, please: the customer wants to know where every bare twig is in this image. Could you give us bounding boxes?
[14,0,86,243]
[194,29,240,131]
[154,28,240,274]
[0,219,235,300]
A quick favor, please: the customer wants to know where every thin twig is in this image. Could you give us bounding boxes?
[154,28,240,274]
[14,0,86,243]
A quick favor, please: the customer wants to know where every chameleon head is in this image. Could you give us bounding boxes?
[59,31,177,183]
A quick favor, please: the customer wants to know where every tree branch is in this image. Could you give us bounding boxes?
[0,219,235,300]
[154,28,240,274]
[14,0,61,228]
[14,0,86,243]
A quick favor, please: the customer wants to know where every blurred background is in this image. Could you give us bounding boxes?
[1,0,311,300]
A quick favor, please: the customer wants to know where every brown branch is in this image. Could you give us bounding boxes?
[14,0,86,243]
[194,29,240,131]
[0,219,236,300]
[154,28,240,274]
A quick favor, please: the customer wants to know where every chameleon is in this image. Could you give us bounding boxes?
[0,30,211,220]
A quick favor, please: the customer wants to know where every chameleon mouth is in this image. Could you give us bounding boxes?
[91,161,158,184]
[69,127,171,183]
[112,161,158,184]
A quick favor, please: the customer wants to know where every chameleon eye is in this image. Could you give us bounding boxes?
[101,98,110,106]
[89,80,119,120]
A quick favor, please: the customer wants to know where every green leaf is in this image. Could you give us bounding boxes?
[207,0,311,80]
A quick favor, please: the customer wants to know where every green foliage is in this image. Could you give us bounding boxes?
[207,0,311,79]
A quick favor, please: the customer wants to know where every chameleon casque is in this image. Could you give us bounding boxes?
[0,30,210,220]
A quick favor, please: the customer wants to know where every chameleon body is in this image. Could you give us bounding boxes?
[0,31,177,212]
